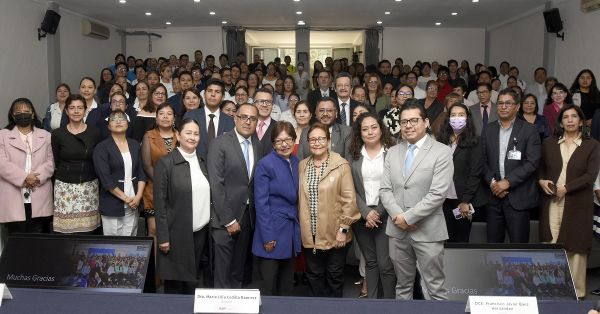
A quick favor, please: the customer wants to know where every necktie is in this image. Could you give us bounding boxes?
[258,121,266,140]
[404,144,416,177]
[481,105,489,126]
[340,102,347,126]
[208,113,216,144]
[242,139,251,176]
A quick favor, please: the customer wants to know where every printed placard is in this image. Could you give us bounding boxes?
[194,289,260,313]
[466,296,538,314]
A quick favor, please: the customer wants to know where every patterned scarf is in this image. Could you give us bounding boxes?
[306,154,330,236]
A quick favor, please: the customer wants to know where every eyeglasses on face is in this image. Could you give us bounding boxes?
[254,99,272,106]
[236,115,258,123]
[497,101,516,107]
[274,138,294,146]
[308,137,327,145]
[399,117,424,127]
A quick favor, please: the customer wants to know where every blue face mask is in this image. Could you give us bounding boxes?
[449,117,467,133]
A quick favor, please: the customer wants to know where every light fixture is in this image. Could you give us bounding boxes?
[294,0,301,2]
[395,0,402,2]
[435,22,442,26]
[376,20,383,24]
[451,12,458,16]
[209,11,215,15]
[296,11,302,15]
[165,21,172,25]
[385,11,390,15]
[221,21,227,24]
[472,0,479,2]
[194,0,200,2]
[298,20,305,25]
[145,12,152,16]
[119,0,126,3]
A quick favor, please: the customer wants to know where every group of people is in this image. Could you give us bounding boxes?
[1,49,600,301]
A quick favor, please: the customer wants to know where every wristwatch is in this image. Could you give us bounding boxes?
[339,227,349,234]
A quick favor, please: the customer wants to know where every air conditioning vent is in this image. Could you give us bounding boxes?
[82,19,110,39]
[582,0,600,12]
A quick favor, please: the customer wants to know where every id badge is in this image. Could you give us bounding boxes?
[507,146,521,160]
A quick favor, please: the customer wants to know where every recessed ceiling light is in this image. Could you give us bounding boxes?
[296,11,302,15]
[119,0,126,3]
[385,11,390,15]
[165,21,171,25]
[194,0,200,2]
[472,0,479,2]
[435,22,442,26]
[297,20,305,25]
[145,12,151,16]
[221,21,227,24]
[376,20,383,24]
[451,12,458,16]
[209,11,215,15]
[294,0,301,2]
[395,0,402,2]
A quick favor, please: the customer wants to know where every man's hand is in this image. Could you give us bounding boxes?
[226,221,241,235]
[393,214,417,231]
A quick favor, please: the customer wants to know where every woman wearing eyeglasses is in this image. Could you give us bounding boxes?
[93,110,147,236]
[365,74,390,114]
[252,121,301,296]
[131,84,167,142]
[383,84,413,138]
[298,122,359,297]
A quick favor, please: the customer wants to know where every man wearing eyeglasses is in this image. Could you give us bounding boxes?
[208,103,264,289]
[380,101,453,300]
[253,88,277,155]
[406,71,426,99]
[469,82,498,136]
[296,97,352,160]
[482,89,540,243]
[183,80,234,158]
[333,73,360,126]
[86,91,133,141]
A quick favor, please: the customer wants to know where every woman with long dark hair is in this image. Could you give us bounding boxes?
[347,112,396,298]
[436,103,486,242]
[131,83,167,142]
[0,98,53,234]
[43,83,71,132]
[571,69,600,126]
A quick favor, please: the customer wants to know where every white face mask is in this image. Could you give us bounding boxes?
[449,116,467,132]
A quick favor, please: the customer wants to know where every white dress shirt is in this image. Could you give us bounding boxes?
[337,97,352,126]
[205,107,221,135]
[361,146,385,206]
[413,86,426,100]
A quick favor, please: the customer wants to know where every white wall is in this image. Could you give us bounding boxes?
[0,0,49,126]
[381,27,486,68]
[59,8,122,93]
[488,11,545,84]
[126,27,224,61]
[553,0,600,84]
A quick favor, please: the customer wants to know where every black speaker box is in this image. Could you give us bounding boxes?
[543,8,563,33]
[40,9,61,34]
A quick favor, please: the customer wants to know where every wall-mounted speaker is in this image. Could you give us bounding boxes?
[41,9,61,34]
[543,8,564,40]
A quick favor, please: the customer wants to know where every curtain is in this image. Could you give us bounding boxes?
[364,28,379,67]
[225,27,246,64]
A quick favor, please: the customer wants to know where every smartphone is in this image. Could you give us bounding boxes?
[548,182,557,195]
[452,207,462,220]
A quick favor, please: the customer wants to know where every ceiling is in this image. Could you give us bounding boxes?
[52,0,550,29]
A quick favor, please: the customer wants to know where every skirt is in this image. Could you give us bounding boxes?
[53,179,101,233]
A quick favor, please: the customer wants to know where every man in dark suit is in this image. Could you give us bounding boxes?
[307,69,337,117]
[183,80,234,158]
[167,71,194,114]
[296,97,352,160]
[254,88,277,155]
[333,72,360,126]
[468,82,498,136]
[482,88,541,243]
[207,103,264,288]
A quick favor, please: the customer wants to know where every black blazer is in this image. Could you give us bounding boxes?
[452,139,487,207]
[207,131,264,229]
[257,119,277,156]
[333,98,361,126]
[482,118,541,210]
[154,148,209,281]
[93,137,147,217]
[349,152,388,220]
[183,107,235,158]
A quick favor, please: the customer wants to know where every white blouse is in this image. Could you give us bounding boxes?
[178,147,210,231]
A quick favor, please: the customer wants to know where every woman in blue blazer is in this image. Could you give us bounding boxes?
[252,121,301,296]
[93,109,147,236]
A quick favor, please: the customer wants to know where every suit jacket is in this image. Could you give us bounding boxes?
[93,137,147,217]
[183,107,235,158]
[252,150,301,259]
[333,98,361,126]
[481,118,541,210]
[0,127,54,222]
[296,123,352,160]
[207,130,264,229]
[307,88,337,116]
[257,119,277,156]
[167,93,183,115]
[452,139,488,207]
[154,148,209,281]
[349,151,388,220]
[469,102,499,136]
[538,136,600,253]
[380,136,453,242]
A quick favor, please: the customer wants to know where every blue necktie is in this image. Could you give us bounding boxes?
[242,139,251,176]
[404,144,416,177]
